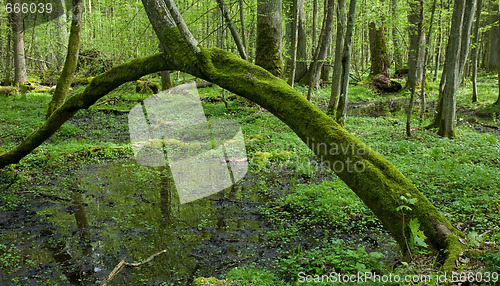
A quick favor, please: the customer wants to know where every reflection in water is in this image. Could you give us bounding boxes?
[159,165,179,225]
[5,161,268,285]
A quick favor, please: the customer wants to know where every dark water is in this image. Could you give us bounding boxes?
[0,161,272,285]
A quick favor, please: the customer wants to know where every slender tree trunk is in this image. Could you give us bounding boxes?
[288,0,302,87]
[1,0,468,271]
[392,0,401,71]
[434,0,443,80]
[4,27,12,85]
[432,0,476,138]
[368,22,390,77]
[497,72,500,104]
[217,0,248,61]
[419,0,438,119]
[312,0,317,50]
[307,0,335,100]
[55,0,69,69]
[255,0,283,76]
[295,2,307,81]
[336,0,357,126]
[407,0,426,90]
[406,0,424,137]
[10,0,28,86]
[471,0,482,103]
[327,0,346,115]
[238,0,247,50]
[46,0,84,119]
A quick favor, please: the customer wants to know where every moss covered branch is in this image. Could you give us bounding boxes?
[159,27,464,269]
[0,53,172,168]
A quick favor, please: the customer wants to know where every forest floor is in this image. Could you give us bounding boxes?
[0,72,499,285]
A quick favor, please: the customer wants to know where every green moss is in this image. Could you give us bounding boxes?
[192,277,223,286]
[157,32,465,260]
[442,234,465,271]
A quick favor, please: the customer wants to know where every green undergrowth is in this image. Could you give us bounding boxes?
[1,74,499,285]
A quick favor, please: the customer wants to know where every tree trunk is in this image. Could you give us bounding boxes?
[496,2,500,104]
[288,0,302,87]
[336,0,357,126]
[431,0,477,138]
[295,3,307,81]
[10,0,28,86]
[4,26,12,85]
[255,0,283,76]
[306,0,335,100]
[471,0,483,103]
[368,22,390,77]
[419,0,438,119]
[327,0,346,115]
[392,0,401,71]
[216,0,248,61]
[238,0,247,51]
[46,0,84,119]
[434,0,444,80]
[54,0,69,69]
[312,0,317,50]
[407,0,426,90]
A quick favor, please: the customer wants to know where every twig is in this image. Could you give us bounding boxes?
[100,250,167,286]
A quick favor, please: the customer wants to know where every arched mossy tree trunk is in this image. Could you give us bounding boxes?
[0,0,466,271]
[255,0,283,76]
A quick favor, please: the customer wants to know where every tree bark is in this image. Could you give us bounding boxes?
[406,0,426,90]
[471,0,483,103]
[336,0,357,126]
[419,0,438,119]
[306,0,335,100]
[216,0,248,61]
[54,0,69,69]
[10,0,27,86]
[392,0,401,71]
[431,0,477,138]
[287,0,302,87]
[368,22,390,77]
[46,0,84,119]
[433,0,444,81]
[238,0,247,51]
[406,0,425,137]
[327,0,346,115]
[0,53,171,167]
[312,0,317,50]
[255,0,283,76]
